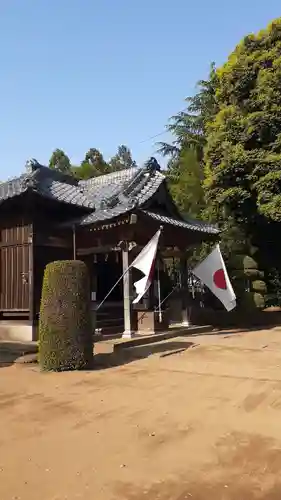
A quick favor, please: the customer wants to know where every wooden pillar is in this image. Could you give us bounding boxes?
[180,255,190,327]
[90,254,97,302]
[28,227,36,339]
[72,225,77,260]
[122,242,134,339]
[91,255,97,334]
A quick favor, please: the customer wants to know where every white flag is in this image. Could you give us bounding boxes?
[192,244,236,311]
[131,229,161,304]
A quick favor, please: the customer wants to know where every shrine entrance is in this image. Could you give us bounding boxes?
[96,252,123,303]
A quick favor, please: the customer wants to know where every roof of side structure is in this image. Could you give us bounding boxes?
[0,164,94,209]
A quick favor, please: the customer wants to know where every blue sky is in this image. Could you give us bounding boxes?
[0,0,280,179]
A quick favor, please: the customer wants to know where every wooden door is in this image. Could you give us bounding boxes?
[0,243,30,311]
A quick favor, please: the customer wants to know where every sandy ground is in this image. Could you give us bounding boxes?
[1,328,281,499]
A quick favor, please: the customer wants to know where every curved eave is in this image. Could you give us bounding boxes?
[140,210,219,236]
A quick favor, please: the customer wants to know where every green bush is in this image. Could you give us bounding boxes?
[39,260,93,372]
[253,292,265,309]
[229,252,267,310]
[243,256,258,271]
[240,291,265,310]
[232,269,264,280]
[252,280,267,294]
[243,269,264,279]
[230,254,258,271]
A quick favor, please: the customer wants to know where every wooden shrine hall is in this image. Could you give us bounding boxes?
[0,158,219,341]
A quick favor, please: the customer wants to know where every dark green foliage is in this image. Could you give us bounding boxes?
[71,162,98,180]
[201,18,281,305]
[81,148,110,177]
[243,269,264,279]
[204,19,281,223]
[241,292,265,310]
[49,149,71,173]
[157,63,219,222]
[48,145,137,181]
[166,149,205,219]
[252,280,267,294]
[71,145,137,180]
[242,256,258,271]
[158,62,218,163]
[109,145,137,171]
[39,260,93,372]
[230,254,267,309]
[204,19,281,226]
[266,267,281,306]
[159,17,281,307]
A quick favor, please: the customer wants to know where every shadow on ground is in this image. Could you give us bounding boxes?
[93,340,195,370]
[0,340,196,371]
[2,321,278,371]
[190,324,280,338]
[0,339,195,371]
[0,342,37,369]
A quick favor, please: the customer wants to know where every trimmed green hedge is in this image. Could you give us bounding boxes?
[241,291,265,310]
[229,253,267,310]
[252,280,267,294]
[39,260,93,371]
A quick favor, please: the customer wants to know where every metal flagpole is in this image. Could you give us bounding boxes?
[155,282,180,314]
[96,265,131,311]
[157,260,162,323]
[97,226,163,313]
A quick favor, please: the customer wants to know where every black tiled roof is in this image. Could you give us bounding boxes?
[140,210,219,235]
[0,160,219,236]
[79,166,165,225]
[0,162,164,215]
[0,165,94,209]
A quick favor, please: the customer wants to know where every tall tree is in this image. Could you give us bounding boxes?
[49,149,71,174]
[109,145,137,171]
[158,64,218,220]
[204,19,281,223]
[79,148,109,178]
[166,148,205,218]
[158,63,218,162]
[203,18,281,304]
[71,163,97,180]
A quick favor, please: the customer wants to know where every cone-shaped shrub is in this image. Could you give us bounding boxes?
[229,253,267,310]
[39,260,93,371]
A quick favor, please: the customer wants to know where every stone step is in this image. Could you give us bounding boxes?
[112,325,213,350]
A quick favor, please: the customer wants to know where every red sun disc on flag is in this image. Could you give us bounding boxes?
[213,268,227,290]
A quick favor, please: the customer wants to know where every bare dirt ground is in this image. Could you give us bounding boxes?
[2,328,281,499]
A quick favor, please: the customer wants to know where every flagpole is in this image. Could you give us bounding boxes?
[97,226,163,313]
[96,265,131,311]
[156,260,162,323]
[155,281,180,311]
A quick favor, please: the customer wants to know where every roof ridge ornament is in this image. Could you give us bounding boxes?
[144,157,161,173]
[20,175,39,192]
[127,198,139,209]
[25,158,42,173]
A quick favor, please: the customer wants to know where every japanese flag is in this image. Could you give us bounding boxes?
[131,229,161,304]
[192,244,236,311]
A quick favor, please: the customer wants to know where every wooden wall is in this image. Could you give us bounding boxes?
[34,245,73,317]
[0,216,31,313]
[0,193,89,319]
